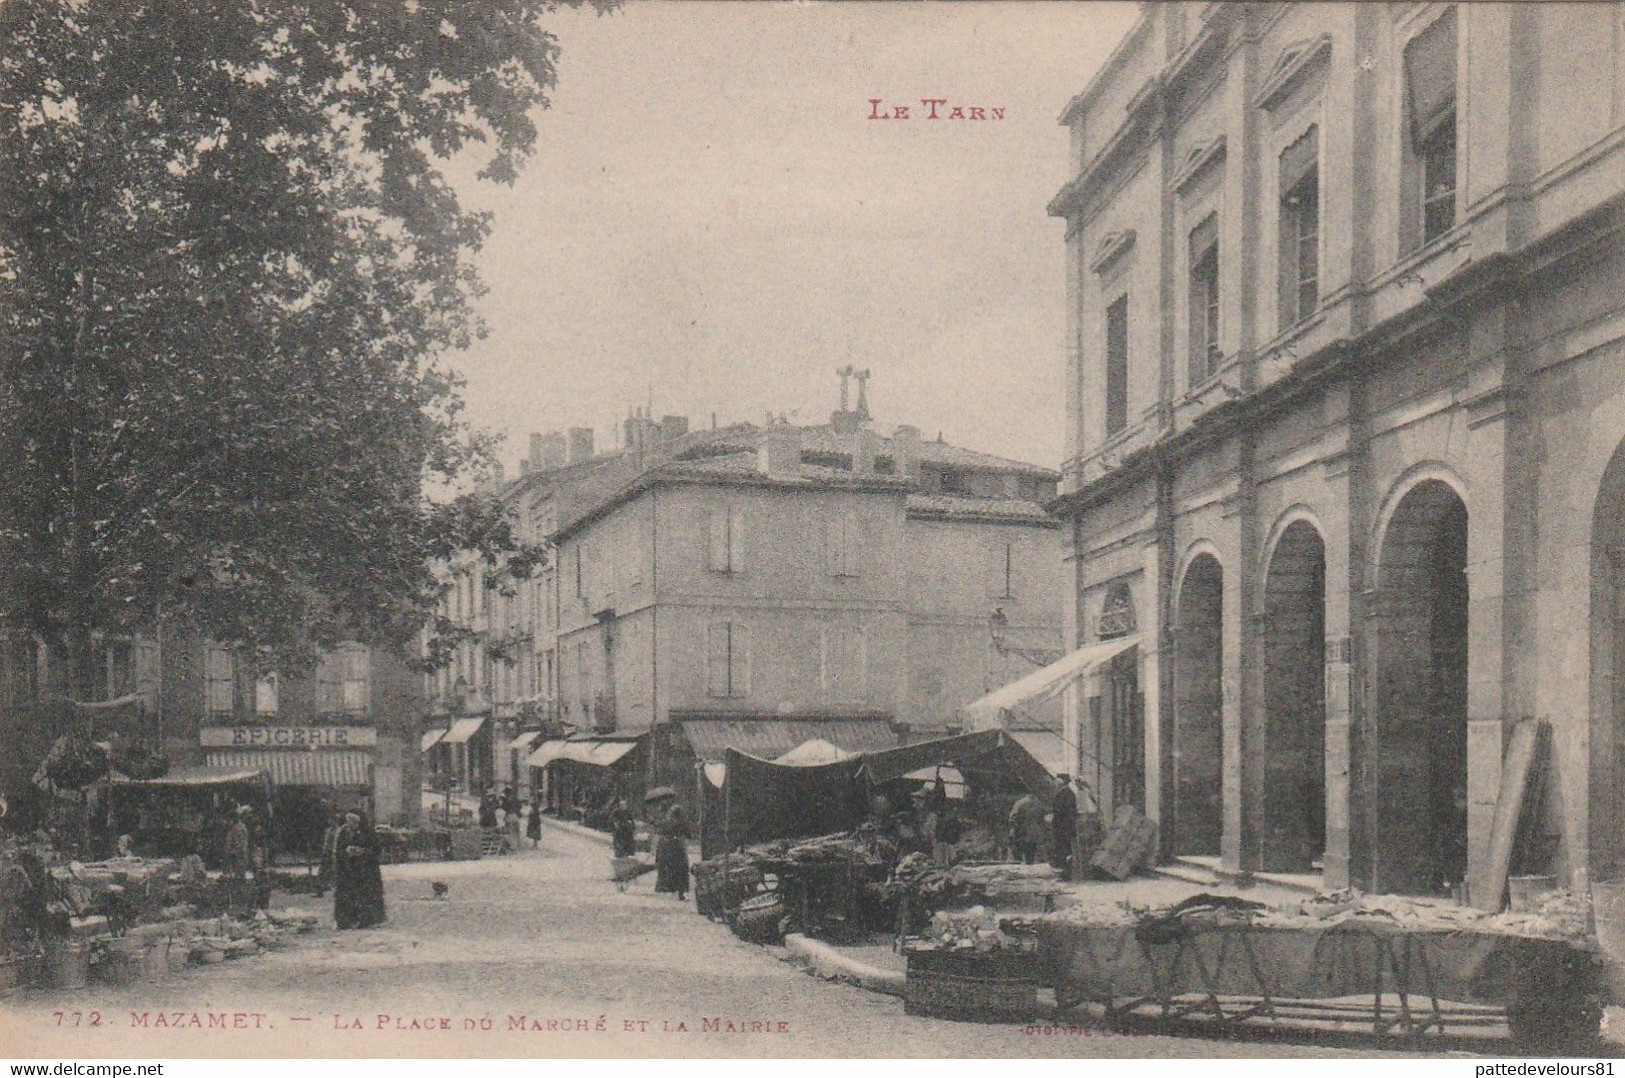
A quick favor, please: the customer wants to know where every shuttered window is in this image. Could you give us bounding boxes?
[1104,295,1130,435]
[1405,9,1458,245]
[1278,126,1320,329]
[820,624,867,702]
[708,504,746,573]
[205,644,235,716]
[1187,214,1221,384]
[825,505,860,578]
[707,622,749,698]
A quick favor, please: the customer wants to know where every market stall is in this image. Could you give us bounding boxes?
[105,767,271,863]
[1026,889,1604,1048]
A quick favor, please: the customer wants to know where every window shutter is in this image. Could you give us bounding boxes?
[824,514,842,577]
[707,623,731,697]
[1405,9,1457,144]
[317,652,341,714]
[708,508,731,572]
[1279,125,1319,194]
[732,622,750,698]
[729,504,746,573]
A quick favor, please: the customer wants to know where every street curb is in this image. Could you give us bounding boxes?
[783,933,906,997]
[540,816,612,846]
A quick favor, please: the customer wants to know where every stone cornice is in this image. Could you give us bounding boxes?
[1253,34,1332,112]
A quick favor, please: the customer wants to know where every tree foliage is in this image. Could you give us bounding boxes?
[0,0,605,687]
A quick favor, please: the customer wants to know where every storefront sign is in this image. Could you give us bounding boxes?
[200,726,377,748]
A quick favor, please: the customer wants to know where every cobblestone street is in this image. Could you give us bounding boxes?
[1,824,1442,1059]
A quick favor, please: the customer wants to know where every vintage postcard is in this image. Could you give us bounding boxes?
[3,0,1625,1063]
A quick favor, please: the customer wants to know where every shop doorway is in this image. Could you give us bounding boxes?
[1371,479,1469,895]
[1171,553,1224,855]
[1591,441,1625,881]
[1098,582,1143,814]
[1261,520,1327,873]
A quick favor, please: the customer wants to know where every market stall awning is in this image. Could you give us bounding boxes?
[509,730,542,754]
[1008,728,1069,778]
[962,635,1141,726]
[205,750,371,787]
[677,716,897,764]
[774,739,854,766]
[420,728,448,752]
[440,717,486,745]
[527,738,640,769]
[861,730,1054,794]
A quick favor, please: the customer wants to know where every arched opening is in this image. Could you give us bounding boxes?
[1172,553,1224,856]
[1371,479,1469,895]
[1099,581,1143,814]
[1261,520,1327,873]
[1590,442,1625,882]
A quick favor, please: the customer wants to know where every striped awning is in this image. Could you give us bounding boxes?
[441,717,486,745]
[421,728,448,752]
[205,750,372,788]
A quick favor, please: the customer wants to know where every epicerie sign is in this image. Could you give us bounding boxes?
[200,726,377,748]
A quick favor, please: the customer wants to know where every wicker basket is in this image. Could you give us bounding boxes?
[903,947,1040,1022]
[693,862,763,921]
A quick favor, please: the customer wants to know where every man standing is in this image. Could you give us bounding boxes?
[1008,791,1047,864]
[226,805,254,910]
[1050,774,1079,879]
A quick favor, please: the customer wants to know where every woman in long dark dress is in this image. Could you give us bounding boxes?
[333,812,363,929]
[335,812,387,929]
[653,804,690,900]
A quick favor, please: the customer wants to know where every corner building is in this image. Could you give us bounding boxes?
[1049,2,1625,900]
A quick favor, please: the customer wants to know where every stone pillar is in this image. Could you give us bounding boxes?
[1320,386,1356,889]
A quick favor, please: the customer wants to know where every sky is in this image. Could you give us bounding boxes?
[449,1,1140,473]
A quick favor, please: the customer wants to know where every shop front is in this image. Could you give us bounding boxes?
[201,725,375,858]
[527,735,644,826]
[439,716,491,795]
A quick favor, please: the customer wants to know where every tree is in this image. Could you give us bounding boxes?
[0,0,608,698]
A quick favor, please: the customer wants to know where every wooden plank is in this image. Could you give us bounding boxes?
[1471,719,1546,912]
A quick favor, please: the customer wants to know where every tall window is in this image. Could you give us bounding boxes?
[204,644,235,716]
[1405,8,1458,246]
[825,504,860,578]
[1187,215,1221,384]
[254,671,279,716]
[707,622,749,698]
[707,504,746,573]
[318,644,369,715]
[820,624,867,701]
[1104,294,1130,435]
[992,540,1016,600]
[1278,126,1319,329]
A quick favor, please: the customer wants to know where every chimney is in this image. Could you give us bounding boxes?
[852,427,880,475]
[758,422,801,480]
[531,431,567,471]
[892,425,922,484]
[660,415,689,443]
[567,427,595,464]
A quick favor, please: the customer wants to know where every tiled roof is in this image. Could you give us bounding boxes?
[905,493,1057,525]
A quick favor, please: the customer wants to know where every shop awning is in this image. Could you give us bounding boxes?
[527,739,640,769]
[440,717,486,745]
[420,728,448,752]
[962,635,1141,725]
[1009,728,1069,778]
[111,766,267,788]
[508,731,542,754]
[677,716,897,764]
[774,739,854,766]
[204,750,372,787]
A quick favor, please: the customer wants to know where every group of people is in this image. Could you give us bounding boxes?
[320,808,386,929]
[1008,774,1090,878]
[478,784,546,850]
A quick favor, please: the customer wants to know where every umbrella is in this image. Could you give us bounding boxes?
[643,786,677,802]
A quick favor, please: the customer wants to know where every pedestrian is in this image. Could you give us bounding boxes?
[478,788,497,830]
[1050,774,1080,880]
[526,792,544,849]
[319,806,342,896]
[609,799,636,859]
[225,805,253,910]
[335,811,387,929]
[1008,791,1046,864]
[653,803,690,900]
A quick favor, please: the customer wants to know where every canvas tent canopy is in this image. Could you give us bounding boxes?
[527,738,640,769]
[709,729,1055,856]
[961,635,1140,728]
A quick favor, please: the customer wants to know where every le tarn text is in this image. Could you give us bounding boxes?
[868,98,1005,122]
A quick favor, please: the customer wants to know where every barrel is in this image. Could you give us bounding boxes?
[732,893,786,944]
[43,940,88,990]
